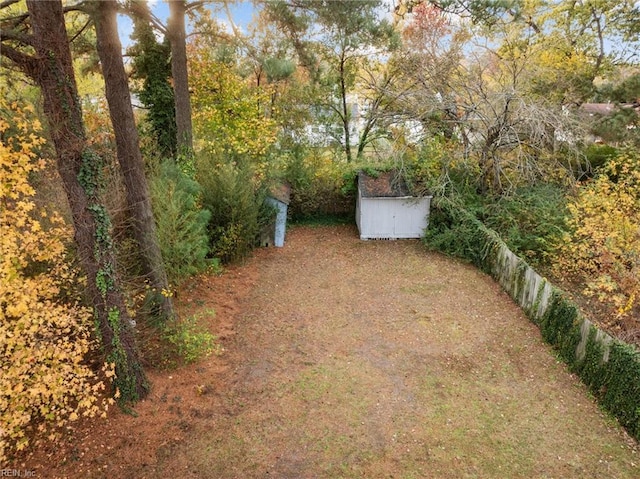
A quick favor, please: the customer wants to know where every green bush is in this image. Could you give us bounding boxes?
[150,159,211,285]
[423,197,497,270]
[480,184,568,266]
[163,309,220,365]
[405,137,463,197]
[425,183,567,268]
[283,145,354,221]
[555,147,640,317]
[583,144,618,174]
[197,159,264,263]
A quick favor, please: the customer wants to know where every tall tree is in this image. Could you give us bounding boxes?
[91,0,175,321]
[385,3,466,141]
[353,60,401,159]
[265,0,397,162]
[0,0,148,402]
[395,0,640,102]
[168,0,193,154]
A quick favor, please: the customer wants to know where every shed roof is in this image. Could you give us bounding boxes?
[358,170,412,198]
[268,182,291,205]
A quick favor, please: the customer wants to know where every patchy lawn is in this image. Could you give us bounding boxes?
[14,225,638,478]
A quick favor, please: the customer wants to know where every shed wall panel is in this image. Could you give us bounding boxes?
[266,197,288,247]
[357,196,431,239]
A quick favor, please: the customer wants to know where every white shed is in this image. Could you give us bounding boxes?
[356,170,432,240]
[261,183,291,248]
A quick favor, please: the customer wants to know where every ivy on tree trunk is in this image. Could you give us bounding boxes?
[4,0,149,403]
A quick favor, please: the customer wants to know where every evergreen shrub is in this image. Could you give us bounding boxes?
[423,198,496,270]
[150,159,211,284]
[197,160,264,263]
[583,144,618,173]
[480,185,568,266]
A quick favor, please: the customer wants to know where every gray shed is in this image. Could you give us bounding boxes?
[356,170,432,240]
[261,183,291,247]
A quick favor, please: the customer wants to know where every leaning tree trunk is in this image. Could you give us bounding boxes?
[339,56,353,163]
[92,0,174,321]
[25,0,148,402]
[168,0,193,154]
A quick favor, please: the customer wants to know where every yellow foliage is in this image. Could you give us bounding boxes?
[188,42,278,170]
[555,149,640,319]
[0,99,108,462]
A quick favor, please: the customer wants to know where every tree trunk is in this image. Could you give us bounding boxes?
[92,0,174,321]
[356,118,374,160]
[24,0,148,402]
[168,0,193,154]
[339,55,352,163]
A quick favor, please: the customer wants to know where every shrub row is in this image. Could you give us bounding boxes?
[424,198,640,441]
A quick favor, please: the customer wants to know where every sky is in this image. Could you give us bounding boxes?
[117,1,398,47]
[117,1,257,47]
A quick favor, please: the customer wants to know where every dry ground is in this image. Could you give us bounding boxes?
[13,225,639,478]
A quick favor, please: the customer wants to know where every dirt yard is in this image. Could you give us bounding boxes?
[14,225,639,478]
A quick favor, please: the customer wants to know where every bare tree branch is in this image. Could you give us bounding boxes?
[68,17,92,44]
[0,28,33,45]
[186,1,206,12]
[0,0,20,9]
[0,42,39,76]
[1,11,29,30]
[127,0,167,35]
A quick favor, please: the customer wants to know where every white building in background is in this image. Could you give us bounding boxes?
[300,92,426,149]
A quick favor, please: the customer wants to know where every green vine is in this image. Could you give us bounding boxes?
[105,308,147,404]
[78,149,105,197]
[95,264,114,298]
[80,149,115,296]
[87,204,113,252]
[93,313,102,345]
[78,146,146,404]
[49,51,83,138]
[177,147,196,179]
[539,291,582,364]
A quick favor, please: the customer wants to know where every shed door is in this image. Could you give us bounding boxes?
[393,200,419,238]
[393,198,430,238]
[376,200,396,237]
[361,198,428,239]
[361,198,395,238]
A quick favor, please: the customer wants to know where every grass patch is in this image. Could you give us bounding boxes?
[151,226,640,479]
